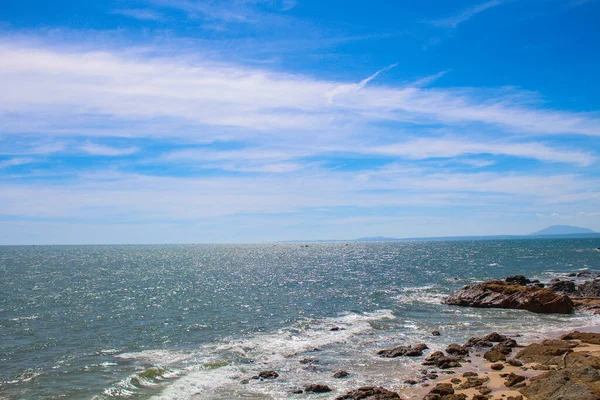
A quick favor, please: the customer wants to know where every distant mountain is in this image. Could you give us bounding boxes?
[531,225,596,236]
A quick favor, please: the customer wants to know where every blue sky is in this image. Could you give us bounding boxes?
[1,0,600,244]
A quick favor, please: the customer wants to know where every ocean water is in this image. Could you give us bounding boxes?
[1,239,600,399]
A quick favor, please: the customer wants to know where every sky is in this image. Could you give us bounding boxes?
[1,0,600,244]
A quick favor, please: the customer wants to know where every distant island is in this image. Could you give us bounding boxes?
[530,225,597,236]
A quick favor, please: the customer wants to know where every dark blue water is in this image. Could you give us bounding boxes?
[1,239,600,399]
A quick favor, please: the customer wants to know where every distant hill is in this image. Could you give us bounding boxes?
[531,225,596,236]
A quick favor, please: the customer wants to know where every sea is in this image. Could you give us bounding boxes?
[1,239,600,400]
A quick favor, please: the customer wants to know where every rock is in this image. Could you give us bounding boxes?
[483,332,509,342]
[292,388,304,394]
[507,396,523,400]
[404,379,417,385]
[429,382,454,396]
[458,376,489,389]
[300,358,319,364]
[504,373,526,387]
[471,395,488,400]
[577,271,592,278]
[240,379,250,384]
[491,363,504,370]
[548,279,577,295]
[446,344,469,356]
[465,337,493,348]
[432,330,441,336]
[423,352,462,369]
[330,326,341,331]
[505,275,531,286]
[519,366,600,400]
[462,372,478,377]
[516,339,579,365]
[444,281,574,314]
[305,384,332,393]
[561,331,600,345]
[335,386,402,399]
[450,378,461,384]
[577,279,600,297]
[478,386,492,395]
[484,348,507,363]
[507,358,523,367]
[256,370,279,379]
[333,370,349,379]
[378,344,429,358]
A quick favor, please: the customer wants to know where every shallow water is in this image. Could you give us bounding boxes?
[1,239,600,399]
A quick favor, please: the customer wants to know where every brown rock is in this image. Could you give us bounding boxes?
[491,363,504,370]
[504,372,526,387]
[446,344,469,356]
[335,386,402,400]
[561,331,600,345]
[458,376,489,389]
[333,370,349,379]
[378,344,429,358]
[305,384,332,393]
[444,281,574,314]
[519,366,600,400]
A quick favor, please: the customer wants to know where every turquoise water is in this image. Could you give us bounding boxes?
[1,239,600,399]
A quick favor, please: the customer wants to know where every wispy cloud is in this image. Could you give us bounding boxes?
[326,63,399,104]
[430,0,506,28]
[112,8,165,21]
[0,157,35,169]
[80,143,139,156]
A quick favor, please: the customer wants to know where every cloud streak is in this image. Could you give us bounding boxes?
[430,0,506,28]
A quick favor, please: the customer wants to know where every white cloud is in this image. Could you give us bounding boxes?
[1,40,599,138]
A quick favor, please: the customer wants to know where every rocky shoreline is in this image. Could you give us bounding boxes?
[243,273,600,399]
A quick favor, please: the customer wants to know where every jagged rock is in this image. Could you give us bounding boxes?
[519,366,600,400]
[305,384,332,393]
[478,386,492,395]
[335,386,402,399]
[378,344,428,358]
[444,281,574,314]
[333,370,349,379]
[504,372,526,387]
[484,343,512,363]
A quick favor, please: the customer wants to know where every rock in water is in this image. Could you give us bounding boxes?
[305,384,332,393]
[444,280,573,314]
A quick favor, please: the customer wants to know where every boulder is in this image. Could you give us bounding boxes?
[516,340,578,365]
[504,372,526,387]
[444,280,574,314]
[335,386,402,400]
